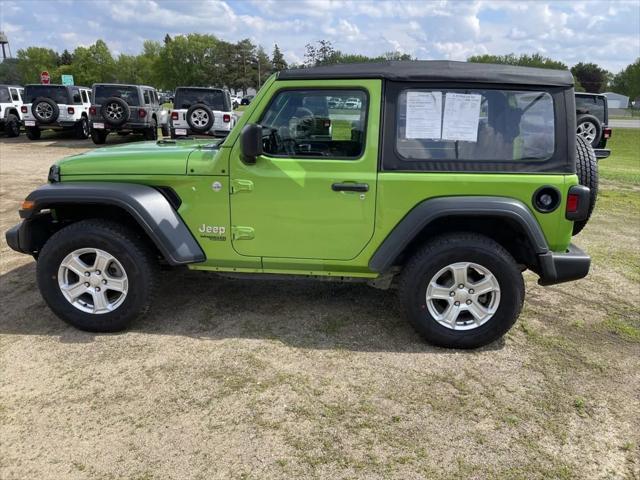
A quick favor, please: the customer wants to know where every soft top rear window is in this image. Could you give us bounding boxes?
[395,88,555,163]
[0,87,10,102]
[23,85,70,104]
[174,88,228,111]
[94,85,140,106]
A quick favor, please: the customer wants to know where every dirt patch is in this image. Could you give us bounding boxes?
[1,136,638,479]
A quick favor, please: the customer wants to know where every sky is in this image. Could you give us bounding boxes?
[0,0,639,73]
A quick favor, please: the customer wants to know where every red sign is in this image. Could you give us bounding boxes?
[40,71,50,85]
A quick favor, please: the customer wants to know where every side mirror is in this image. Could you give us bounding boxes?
[240,123,263,165]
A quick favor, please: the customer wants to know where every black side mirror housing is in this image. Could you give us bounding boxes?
[240,123,263,165]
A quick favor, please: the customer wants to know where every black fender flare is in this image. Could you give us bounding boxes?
[368,196,549,273]
[19,182,205,265]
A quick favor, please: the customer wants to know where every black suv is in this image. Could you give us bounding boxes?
[89,84,162,144]
[575,92,611,158]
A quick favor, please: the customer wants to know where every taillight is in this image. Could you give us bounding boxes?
[171,111,179,120]
[67,107,75,114]
[138,108,147,118]
[603,127,612,139]
[566,193,579,213]
[323,119,331,128]
[223,114,231,123]
[89,106,96,115]
[21,106,27,113]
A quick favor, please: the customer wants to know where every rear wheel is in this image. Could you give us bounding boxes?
[75,116,90,139]
[576,114,602,148]
[5,113,20,137]
[145,118,158,140]
[37,220,158,332]
[91,129,107,145]
[573,135,598,235]
[399,233,524,349]
[26,127,41,140]
[161,124,169,137]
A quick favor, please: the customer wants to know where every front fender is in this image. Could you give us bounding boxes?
[15,182,205,265]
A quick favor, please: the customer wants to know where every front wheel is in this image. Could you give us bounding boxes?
[398,233,524,349]
[36,220,158,332]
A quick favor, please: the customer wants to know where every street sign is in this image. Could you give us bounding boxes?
[61,74,74,86]
[40,71,50,84]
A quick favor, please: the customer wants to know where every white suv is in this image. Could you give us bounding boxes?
[0,84,24,137]
[21,84,92,140]
[170,87,236,138]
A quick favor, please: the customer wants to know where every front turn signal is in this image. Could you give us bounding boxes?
[21,200,35,210]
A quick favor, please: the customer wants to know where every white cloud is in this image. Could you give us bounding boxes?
[0,0,637,72]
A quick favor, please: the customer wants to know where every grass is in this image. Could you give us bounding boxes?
[599,128,640,184]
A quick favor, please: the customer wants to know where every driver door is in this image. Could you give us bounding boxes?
[229,80,381,261]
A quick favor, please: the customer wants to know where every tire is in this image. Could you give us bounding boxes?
[91,129,107,145]
[573,135,599,235]
[75,116,90,139]
[186,103,214,133]
[5,113,20,137]
[170,128,177,139]
[144,118,158,140]
[161,124,169,137]
[576,114,602,148]
[398,233,525,349]
[31,97,59,124]
[100,97,130,127]
[26,127,41,140]
[36,220,158,332]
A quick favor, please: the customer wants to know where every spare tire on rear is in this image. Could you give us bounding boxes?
[573,135,598,236]
[31,97,59,124]
[186,104,214,133]
[101,97,130,127]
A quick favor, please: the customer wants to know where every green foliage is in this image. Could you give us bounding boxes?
[468,53,568,70]
[610,58,640,100]
[571,62,609,93]
[69,40,116,86]
[16,46,60,83]
[303,40,413,67]
[0,58,21,84]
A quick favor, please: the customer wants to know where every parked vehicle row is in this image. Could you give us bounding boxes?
[1,83,242,143]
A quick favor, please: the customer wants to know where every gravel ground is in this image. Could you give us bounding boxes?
[1,133,638,480]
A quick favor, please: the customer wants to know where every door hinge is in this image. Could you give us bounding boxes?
[232,226,255,240]
[230,179,254,194]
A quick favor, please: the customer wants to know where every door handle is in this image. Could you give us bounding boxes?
[332,182,369,192]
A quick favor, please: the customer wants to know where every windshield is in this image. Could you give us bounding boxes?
[0,87,10,103]
[94,85,140,106]
[174,88,228,111]
[23,85,69,104]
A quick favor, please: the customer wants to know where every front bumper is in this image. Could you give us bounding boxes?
[5,222,29,254]
[537,243,591,286]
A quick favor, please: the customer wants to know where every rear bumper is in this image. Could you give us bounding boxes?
[594,148,610,159]
[171,127,230,137]
[537,243,590,286]
[91,121,150,131]
[25,120,78,129]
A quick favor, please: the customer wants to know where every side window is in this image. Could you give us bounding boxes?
[143,90,150,105]
[10,88,19,101]
[259,89,368,159]
[71,88,82,104]
[81,90,88,103]
[395,89,555,162]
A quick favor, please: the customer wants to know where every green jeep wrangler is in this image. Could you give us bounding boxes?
[6,61,598,349]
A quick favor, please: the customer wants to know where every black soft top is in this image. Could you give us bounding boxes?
[278,60,574,87]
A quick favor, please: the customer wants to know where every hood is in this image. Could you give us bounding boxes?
[58,139,222,176]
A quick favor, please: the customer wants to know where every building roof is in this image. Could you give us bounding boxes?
[278,60,574,87]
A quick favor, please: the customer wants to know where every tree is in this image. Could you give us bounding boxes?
[305,40,338,66]
[610,58,640,100]
[571,62,609,93]
[468,53,567,70]
[0,58,21,84]
[254,46,272,89]
[157,33,221,89]
[70,40,117,86]
[16,46,60,83]
[272,44,287,71]
[59,49,73,66]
